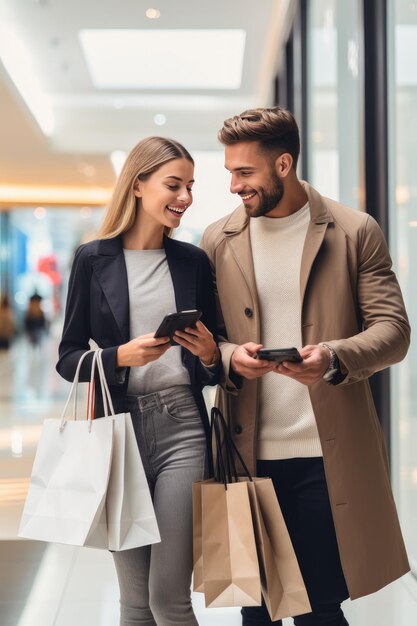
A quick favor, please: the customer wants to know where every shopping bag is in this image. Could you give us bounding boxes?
[247,478,311,620]
[200,478,262,608]
[192,480,204,592]
[95,350,160,551]
[194,406,310,618]
[193,407,261,607]
[19,351,114,547]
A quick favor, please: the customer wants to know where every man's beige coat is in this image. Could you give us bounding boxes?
[200,182,410,600]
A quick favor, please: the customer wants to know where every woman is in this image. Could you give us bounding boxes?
[56,137,221,626]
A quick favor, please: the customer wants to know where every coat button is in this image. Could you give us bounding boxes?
[244,307,253,318]
[234,425,242,435]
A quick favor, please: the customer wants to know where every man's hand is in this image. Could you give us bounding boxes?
[231,343,276,380]
[274,344,330,385]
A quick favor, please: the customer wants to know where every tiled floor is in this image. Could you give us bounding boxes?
[1,336,417,626]
[1,540,417,626]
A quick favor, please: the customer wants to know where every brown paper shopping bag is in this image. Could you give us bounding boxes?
[200,478,262,608]
[192,480,204,592]
[247,478,311,620]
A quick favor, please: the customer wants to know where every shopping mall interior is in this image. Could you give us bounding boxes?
[0,0,416,624]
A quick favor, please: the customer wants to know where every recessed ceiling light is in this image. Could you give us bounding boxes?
[79,29,246,89]
[146,8,161,19]
[154,113,166,126]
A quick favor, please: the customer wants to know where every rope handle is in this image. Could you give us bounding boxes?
[60,350,98,431]
[210,407,253,485]
[84,348,116,422]
[95,349,116,416]
[59,348,115,431]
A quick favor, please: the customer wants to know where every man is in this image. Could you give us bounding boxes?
[200,107,410,626]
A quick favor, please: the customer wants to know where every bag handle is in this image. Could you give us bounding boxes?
[212,412,229,487]
[95,349,116,416]
[69,348,115,428]
[60,350,98,431]
[210,407,253,484]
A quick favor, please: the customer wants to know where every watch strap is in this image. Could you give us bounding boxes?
[321,343,346,385]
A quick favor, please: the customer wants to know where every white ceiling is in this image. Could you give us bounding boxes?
[0,0,291,199]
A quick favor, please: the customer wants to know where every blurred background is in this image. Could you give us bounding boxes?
[0,1,416,625]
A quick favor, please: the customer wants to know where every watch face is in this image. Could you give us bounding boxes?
[323,367,338,382]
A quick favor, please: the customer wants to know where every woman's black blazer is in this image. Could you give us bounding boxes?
[56,234,220,436]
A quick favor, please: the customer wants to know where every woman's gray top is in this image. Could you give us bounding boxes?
[123,248,190,395]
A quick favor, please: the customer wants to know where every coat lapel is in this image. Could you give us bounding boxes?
[89,237,130,342]
[89,235,198,345]
[164,235,197,311]
[299,182,333,306]
[222,206,261,341]
[221,186,334,325]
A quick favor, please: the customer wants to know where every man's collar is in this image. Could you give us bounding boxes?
[222,181,333,236]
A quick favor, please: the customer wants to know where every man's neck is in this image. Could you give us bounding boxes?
[266,178,308,218]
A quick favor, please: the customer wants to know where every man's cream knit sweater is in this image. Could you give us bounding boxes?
[249,203,322,460]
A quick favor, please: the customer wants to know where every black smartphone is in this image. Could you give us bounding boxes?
[154,310,202,345]
[255,347,303,363]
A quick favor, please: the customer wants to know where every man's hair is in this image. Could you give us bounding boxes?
[218,106,300,169]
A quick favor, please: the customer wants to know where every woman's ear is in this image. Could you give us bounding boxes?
[275,153,293,178]
[133,179,142,198]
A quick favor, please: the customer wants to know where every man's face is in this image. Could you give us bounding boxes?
[224,141,284,218]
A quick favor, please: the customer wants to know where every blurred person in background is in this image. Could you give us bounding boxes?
[56,136,221,626]
[0,294,15,350]
[24,293,48,347]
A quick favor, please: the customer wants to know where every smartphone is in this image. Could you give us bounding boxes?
[255,347,303,363]
[154,310,202,345]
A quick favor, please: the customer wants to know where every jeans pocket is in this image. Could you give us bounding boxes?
[163,402,202,424]
[162,389,202,424]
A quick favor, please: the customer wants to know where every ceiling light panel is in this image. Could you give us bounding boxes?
[79,29,246,89]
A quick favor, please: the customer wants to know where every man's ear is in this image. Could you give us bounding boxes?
[275,153,293,178]
[133,179,142,198]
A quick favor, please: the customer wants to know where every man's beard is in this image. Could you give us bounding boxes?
[245,171,284,218]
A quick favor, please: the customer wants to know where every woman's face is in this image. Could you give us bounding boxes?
[134,158,194,230]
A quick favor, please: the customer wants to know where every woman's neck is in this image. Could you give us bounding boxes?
[123,217,165,250]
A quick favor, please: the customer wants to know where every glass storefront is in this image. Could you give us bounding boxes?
[388,0,417,575]
[306,0,362,208]
[6,206,104,328]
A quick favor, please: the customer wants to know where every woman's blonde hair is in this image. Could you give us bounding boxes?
[98,136,193,239]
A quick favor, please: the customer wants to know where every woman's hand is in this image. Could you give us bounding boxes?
[117,333,171,367]
[173,321,219,366]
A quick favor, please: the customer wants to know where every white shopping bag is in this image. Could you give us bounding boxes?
[19,352,114,547]
[95,351,160,551]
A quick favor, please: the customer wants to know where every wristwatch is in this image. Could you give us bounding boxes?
[320,343,346,385]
